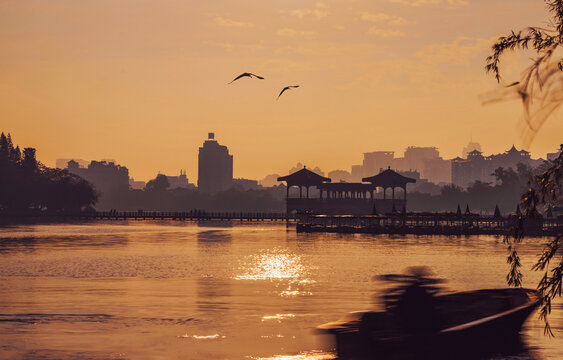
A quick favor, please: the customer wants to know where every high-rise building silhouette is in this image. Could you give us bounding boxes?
[198,132,233,193]
[354,147,451,184]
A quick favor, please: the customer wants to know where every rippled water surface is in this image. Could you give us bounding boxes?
[0,221,562,359]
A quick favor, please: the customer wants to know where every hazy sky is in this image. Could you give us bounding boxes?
[1,0,561,181]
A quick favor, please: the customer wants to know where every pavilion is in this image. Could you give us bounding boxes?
[277,166,416,215]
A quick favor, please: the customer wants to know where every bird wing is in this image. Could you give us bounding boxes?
[249,73,264,79]
[228,73,250,84]
[277,87,290,100]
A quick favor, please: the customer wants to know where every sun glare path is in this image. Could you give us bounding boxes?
[261,313,296,321]
[249,351,336,360]
[235,249,306,281]
[178,333,225,340]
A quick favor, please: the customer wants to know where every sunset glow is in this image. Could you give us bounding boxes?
[1,1,560,181]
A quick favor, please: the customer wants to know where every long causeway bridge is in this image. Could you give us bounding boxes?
[296,213,561,236]
[2,211,561,236]
[30,210,296,222]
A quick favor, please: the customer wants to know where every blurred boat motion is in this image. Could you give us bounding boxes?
[317,287,539,359]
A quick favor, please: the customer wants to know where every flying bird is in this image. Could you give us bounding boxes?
[277,85,300,100]
[228,72,264,84]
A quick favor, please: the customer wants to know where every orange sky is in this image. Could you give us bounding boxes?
[1,0,561,182]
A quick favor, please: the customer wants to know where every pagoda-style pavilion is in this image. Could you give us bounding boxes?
[277,166,416,215]
[277,166,331,198]
[362,166,417,202]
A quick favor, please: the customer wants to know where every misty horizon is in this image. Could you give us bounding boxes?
[48,135,559,183]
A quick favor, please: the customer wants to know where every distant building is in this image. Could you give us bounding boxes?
[129,178,146,190]
[422,157,451,184]
[66,160,130,208]
[362,151,394,177]
[328,169,353,183]
[232,178,262,191]
[166,170,195,189]
[397,170,421,180]
[56,158,89,169]
[547,148,562,161]
[452,145,543,188]
[198,132,233,193]
[356,146,450,184]
[403,146,440,171]
[260,174,282,187]
[350,164,364,182]
[288,162,325,177]
[462,141,482,158]
[451,151,489,188]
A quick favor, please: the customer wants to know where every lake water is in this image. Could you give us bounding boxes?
[0,221,561,359]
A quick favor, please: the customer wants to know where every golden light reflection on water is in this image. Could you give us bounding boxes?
[250,351,336,360]
[261,314,296,321]
[235,249,305,281]
[178,333,226,340]
[279,285,313,297]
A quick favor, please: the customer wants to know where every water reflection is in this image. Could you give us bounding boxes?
[0,236,38,254]
[250,351,336,360]
[235,248,305,281]
[262,314,296,322]
[0,223,561,360]
[197,229,232,244]
[0,231,129,253]
[178,333,226,340]
[197,276,231,313]
[198,220,234,228]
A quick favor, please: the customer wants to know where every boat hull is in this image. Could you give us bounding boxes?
[318,288,539,359]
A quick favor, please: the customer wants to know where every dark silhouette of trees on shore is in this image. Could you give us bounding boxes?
[407,163,537,214]
[145,174,170,193]
[111,186,285,213]
[92,172,285,212]
[0,132,98,213]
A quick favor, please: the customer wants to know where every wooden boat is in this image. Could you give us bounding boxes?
[317,288,539,359]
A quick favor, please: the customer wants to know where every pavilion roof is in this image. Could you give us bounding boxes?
[362,168,416,188]
[506,144,530,155]
[277,167,331,186]
[317,182,375,191]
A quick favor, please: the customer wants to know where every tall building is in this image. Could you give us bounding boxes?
[66,160,130,209]
[358,147,451,184]
[403,146,440,171]
[362,151,395,177]
[198,132,233,193]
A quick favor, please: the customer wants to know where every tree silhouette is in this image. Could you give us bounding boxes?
[0,132,98,213]
[145,174,170,192]
[503,147,562,335]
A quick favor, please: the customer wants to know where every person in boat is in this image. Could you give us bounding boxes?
[395,281,440,336]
